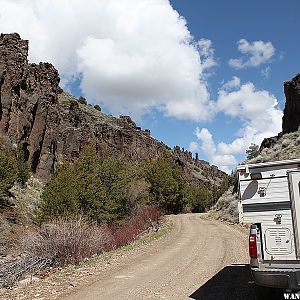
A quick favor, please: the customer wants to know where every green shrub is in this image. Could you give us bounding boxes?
[36,163,80,222]
[78,96,87,105]
[15,144,30,186]
[212,176,233,204]
[142,155,187,214]
[0,145,30,206]
[246,143,259,160]
[183,184,212,212]
[0,149,18,198]
[37,146,227,222]
[38,147,136,224]
[94,104,101,111]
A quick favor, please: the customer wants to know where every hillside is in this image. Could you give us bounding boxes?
[0,33,225,185]
[211,73,300,223]
[0,33,227,257]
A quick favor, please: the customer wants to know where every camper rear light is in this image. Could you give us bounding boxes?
[249,232,258,258]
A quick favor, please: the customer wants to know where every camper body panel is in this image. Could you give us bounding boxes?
[238,159,300,290]
[241,210,292,225]
[288,171,300,259]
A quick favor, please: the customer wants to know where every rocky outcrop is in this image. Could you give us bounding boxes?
[172,146,225,187]
[0,33,226,185]
[0,33,163,180]
[282,74,300,134]
[0,33,62,180]
[259,133,283,151]
[258,74,300,150]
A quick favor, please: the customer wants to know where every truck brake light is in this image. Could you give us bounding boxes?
[249,233,258,258]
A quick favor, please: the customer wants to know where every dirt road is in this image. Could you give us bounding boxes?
[63,213,256,300]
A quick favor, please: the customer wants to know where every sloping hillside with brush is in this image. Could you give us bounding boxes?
[0,33,228,257]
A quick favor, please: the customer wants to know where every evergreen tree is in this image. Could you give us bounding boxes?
[246,143,259,160]
[0,149,18,198]
[142,156,186,214]
[183,184,212,212]
[0,145,30,206]
[94,104,101,111]
[38,147,135,223]
[78,96,87,105]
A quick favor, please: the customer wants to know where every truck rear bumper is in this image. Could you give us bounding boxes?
[252,268,300,290]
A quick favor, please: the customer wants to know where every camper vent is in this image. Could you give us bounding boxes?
[265,228,292,256]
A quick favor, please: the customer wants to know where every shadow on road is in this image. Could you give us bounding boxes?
[189,264,283,300]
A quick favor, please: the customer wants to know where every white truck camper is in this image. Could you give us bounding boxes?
[237,159,300,291]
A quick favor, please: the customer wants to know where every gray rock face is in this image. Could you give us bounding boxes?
[0,33,62,180]
[0,33,226,185]
[283,74,300,134]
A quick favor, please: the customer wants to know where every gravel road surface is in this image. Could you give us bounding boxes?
[63,213,262,300]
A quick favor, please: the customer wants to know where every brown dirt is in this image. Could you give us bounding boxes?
[2,213,275,300]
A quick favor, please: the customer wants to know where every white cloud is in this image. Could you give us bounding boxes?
[261,66,271,79]
[197,39,217,74]
[195,128,216,156]
[217,81,280,122]
[195,128,237,173]
[0,0,216,120]
[217,77,282,154]
[220,76,241,91]
[189,141,199,152]
[229,39,275,69]
[193,77,283,173]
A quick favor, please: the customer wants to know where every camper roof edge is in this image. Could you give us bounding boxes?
[237,158,300,170]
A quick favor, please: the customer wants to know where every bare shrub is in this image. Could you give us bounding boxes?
[22,217,113,267]
[25,208,161,264]
[1,207,161,288]
[111,207,162,248]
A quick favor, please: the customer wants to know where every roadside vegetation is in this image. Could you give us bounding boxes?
[0,140,30,208]
[37,147,229,223]
[0,144,230,288]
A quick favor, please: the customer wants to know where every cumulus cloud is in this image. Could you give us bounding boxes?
[196,39,217,74]
[229,39,275,69]
[217,78,281,131]
[195,128,237,173]
[193,77,282,173]
[0,0,216,120]
[189,141,199,152]
[195,128,216,155]
[220,76,241,92]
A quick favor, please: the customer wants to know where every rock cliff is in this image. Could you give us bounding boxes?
[0,33,225,185]
[282,74,300,134]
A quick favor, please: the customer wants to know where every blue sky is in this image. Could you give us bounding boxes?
[1,0,299,172]
[142,0,300,171]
